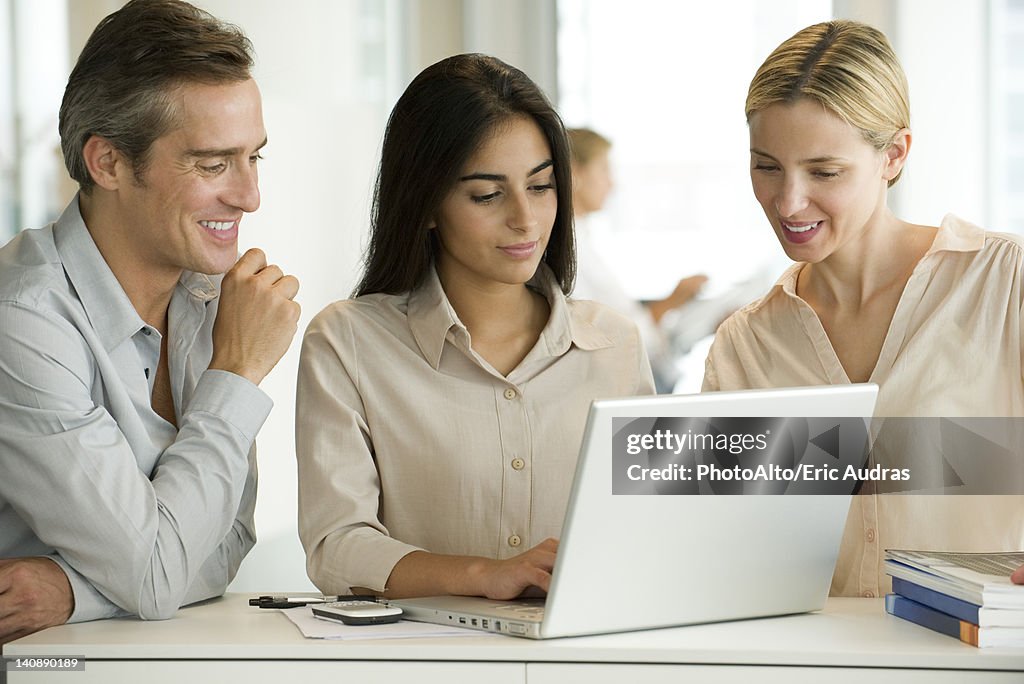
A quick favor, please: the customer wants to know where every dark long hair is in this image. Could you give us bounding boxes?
[355,53,575,296]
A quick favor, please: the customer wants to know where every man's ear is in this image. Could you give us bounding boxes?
[883,128,911,182]
[81,135,128,191]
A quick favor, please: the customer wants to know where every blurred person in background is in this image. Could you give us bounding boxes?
[569,128,707,392]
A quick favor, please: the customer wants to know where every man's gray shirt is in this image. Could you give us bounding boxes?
[0,197,271,621]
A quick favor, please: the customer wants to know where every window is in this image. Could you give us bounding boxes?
[991,0,1024,233]
[557,1,831,390]
[557,0,831,301]
[0,0,69,242]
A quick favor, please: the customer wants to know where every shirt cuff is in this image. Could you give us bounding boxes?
[48,555,129,623]
[317,530,423,594]
[187,369,273,441]
[363,539,424,593]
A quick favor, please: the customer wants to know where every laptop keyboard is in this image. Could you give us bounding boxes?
[492,601,545,618]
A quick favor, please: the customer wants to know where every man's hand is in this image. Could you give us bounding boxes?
[210,248,301,385]
[1012,564,1024,585]
[0,558,74,644]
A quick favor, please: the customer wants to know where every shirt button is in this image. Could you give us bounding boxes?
[508,534,521,548]
[511,458,525,470]
[503,388,517,400]
[865,529,875,542]
[141,327,151,336]
[863,590,875,598]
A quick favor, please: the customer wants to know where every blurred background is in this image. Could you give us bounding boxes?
[1,0,1021,593]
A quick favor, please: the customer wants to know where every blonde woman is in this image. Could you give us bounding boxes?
[703,20,1024,593]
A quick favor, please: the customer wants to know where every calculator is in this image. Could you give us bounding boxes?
[311,600,403,625]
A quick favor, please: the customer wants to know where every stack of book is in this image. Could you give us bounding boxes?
[884,549,1024,648]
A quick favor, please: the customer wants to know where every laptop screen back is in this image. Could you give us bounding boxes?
[541,384,878,638]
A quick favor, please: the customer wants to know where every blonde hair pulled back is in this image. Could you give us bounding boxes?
[746,20,910,186]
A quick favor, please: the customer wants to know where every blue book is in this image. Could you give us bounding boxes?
[886,594,1024,648]
[892,576,979,623]
[892,576,1024,628]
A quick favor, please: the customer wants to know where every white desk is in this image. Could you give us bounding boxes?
[3,594,1022,683]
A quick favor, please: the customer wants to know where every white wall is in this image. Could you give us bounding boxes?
[400,0,558,95]
[191,0,395,593]
[894,0,989,226]
[463,0,558,97]
[834,0,990,226]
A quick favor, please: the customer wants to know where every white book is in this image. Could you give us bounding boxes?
[885,550,1024,610]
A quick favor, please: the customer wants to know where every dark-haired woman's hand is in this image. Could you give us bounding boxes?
[468,538,559,600]
[380,538,559,600]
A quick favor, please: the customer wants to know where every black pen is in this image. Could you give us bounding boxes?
[249,595,377,609]
[250,595,338,609]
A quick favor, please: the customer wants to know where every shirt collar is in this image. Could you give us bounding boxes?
[407,267,456,369]
[548,270,615,353]
[768,262,802,299]
[407,263,612,370]
[926,214,986,255]
[53,195,219,352]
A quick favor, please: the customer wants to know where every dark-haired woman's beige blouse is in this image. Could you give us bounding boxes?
[704,215,1024,598]
[297,264,655,595]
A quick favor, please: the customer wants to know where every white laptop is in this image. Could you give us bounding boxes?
[389,384,879,639]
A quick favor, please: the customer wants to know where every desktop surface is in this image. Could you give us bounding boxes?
[4,594,1022,682]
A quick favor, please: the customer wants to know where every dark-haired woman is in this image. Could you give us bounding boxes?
[296,54,653,600]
